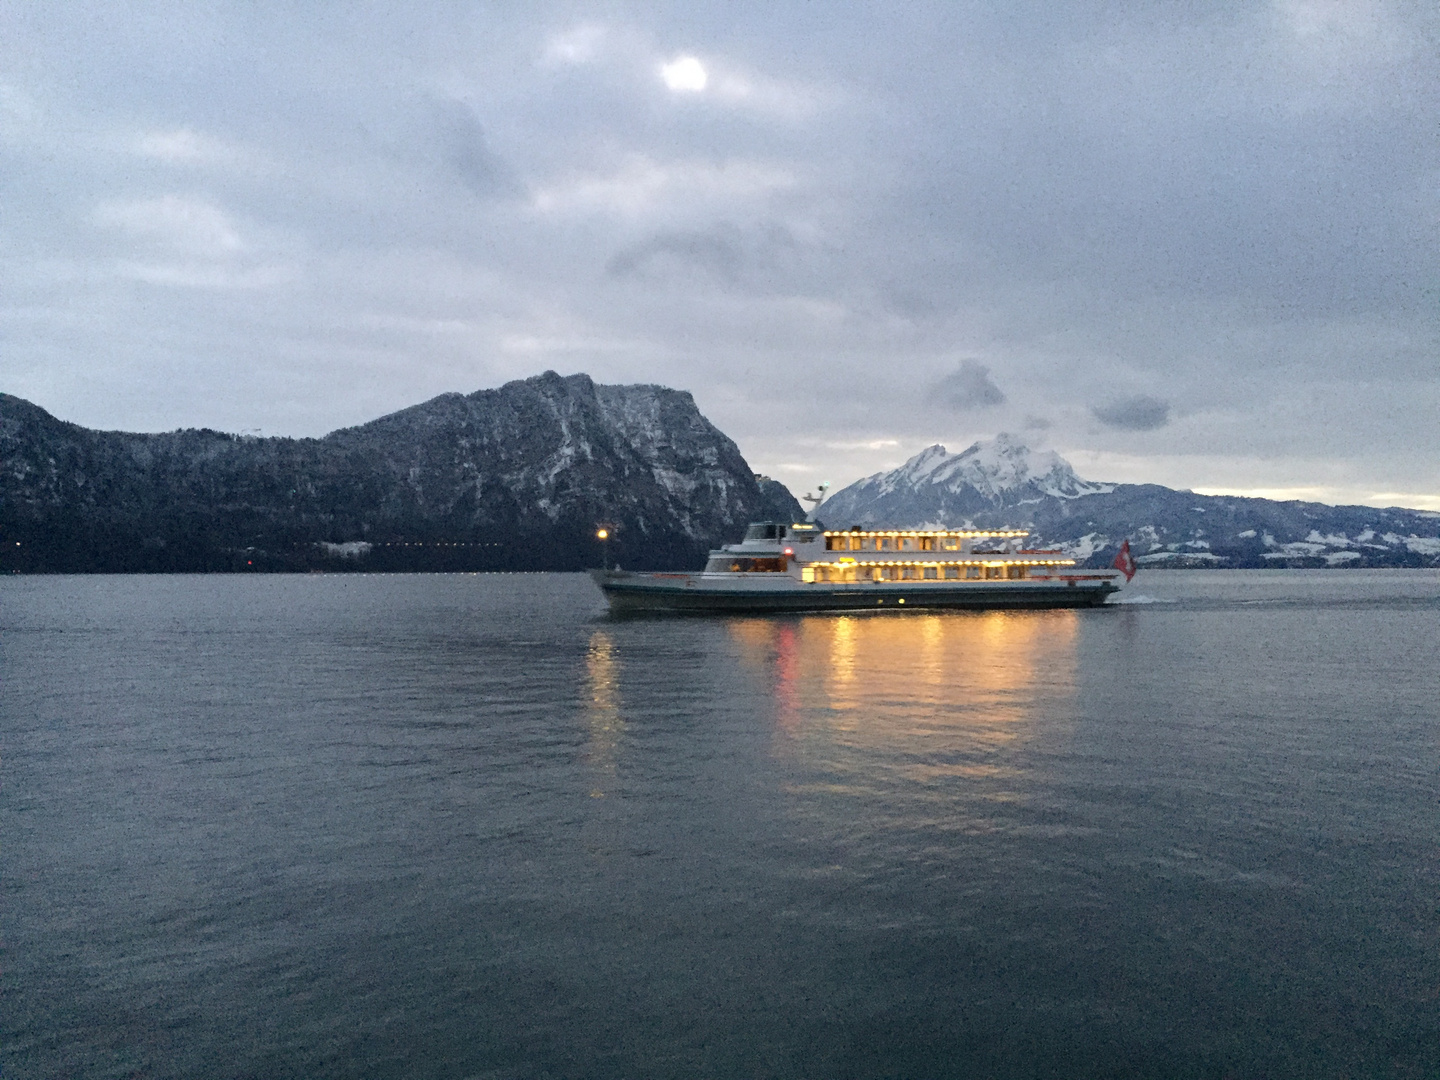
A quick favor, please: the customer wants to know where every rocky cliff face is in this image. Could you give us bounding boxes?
[0,372,803,572]
[819,437,1440,568]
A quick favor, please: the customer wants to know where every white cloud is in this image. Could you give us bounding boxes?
[655,51,831,119]
[710,68,831,121]
[1277,0,1405,53]
[89,194,302,290]
[530,155,798,218]
[1269,0,1417,109]
[822,438,901,451]
[0,81,42,137]
[499,329,647,356]
[660,55,708,92]
[134,128,252,168]
[543,23,606,65]
[114,261,296,290]
[93,195,246,256]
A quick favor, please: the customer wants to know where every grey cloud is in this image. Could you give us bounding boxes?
[607,229,744,282]
[0,2,1436,504]
[1023,415,1053,430]
[935,361,1006,410]
[604,223,810,286]
[1092,396,1171,431]
[430,100,522,198]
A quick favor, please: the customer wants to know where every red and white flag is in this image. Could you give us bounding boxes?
[1112,539,1137,582]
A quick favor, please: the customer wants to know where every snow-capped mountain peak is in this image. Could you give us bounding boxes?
[866,434,1109,504]
[819,435,1111,527]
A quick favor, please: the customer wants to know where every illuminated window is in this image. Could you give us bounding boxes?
[716,557,788,573]
[942,538,960,551]
[918,536,935,551]
[877,537,891,551]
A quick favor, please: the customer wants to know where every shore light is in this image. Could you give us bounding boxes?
[596,524,617,570]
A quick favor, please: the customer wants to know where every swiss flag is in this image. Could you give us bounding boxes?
[1112,539,1137,582]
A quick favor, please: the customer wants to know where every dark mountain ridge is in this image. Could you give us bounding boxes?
[1,372,802,572]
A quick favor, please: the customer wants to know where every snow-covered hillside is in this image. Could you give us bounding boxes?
[818,436,1440,568]
[0,372,803,572]
[819,434,1112,526]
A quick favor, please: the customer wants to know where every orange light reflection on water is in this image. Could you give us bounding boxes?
[729,611,1080,814]
[584,629,622,798]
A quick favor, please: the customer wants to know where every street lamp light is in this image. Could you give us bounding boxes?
[596,524,616,570]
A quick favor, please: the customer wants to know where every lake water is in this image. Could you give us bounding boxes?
[3,570,1438,1079]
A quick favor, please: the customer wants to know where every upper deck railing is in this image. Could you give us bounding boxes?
[821,529,1030,553]
[821,530,1029,539]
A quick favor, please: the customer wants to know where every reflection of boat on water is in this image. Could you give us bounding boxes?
[591,521,1120,614]
[733,609,1080,756]
[733,612,1081,819]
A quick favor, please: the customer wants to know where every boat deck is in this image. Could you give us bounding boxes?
[590,569,1118,614]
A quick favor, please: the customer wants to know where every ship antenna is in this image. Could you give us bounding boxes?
[801,482,830,522]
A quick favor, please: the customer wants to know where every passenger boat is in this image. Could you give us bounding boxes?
[590,521,1121,614]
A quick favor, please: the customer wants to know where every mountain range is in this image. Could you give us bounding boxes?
[0,372,801,572]
[6,376,1437,573]
[817,434,1440,568]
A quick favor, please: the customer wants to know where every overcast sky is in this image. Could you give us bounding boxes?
[3,2,1437,508]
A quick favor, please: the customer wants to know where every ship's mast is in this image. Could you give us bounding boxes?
[801,482,829,522]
